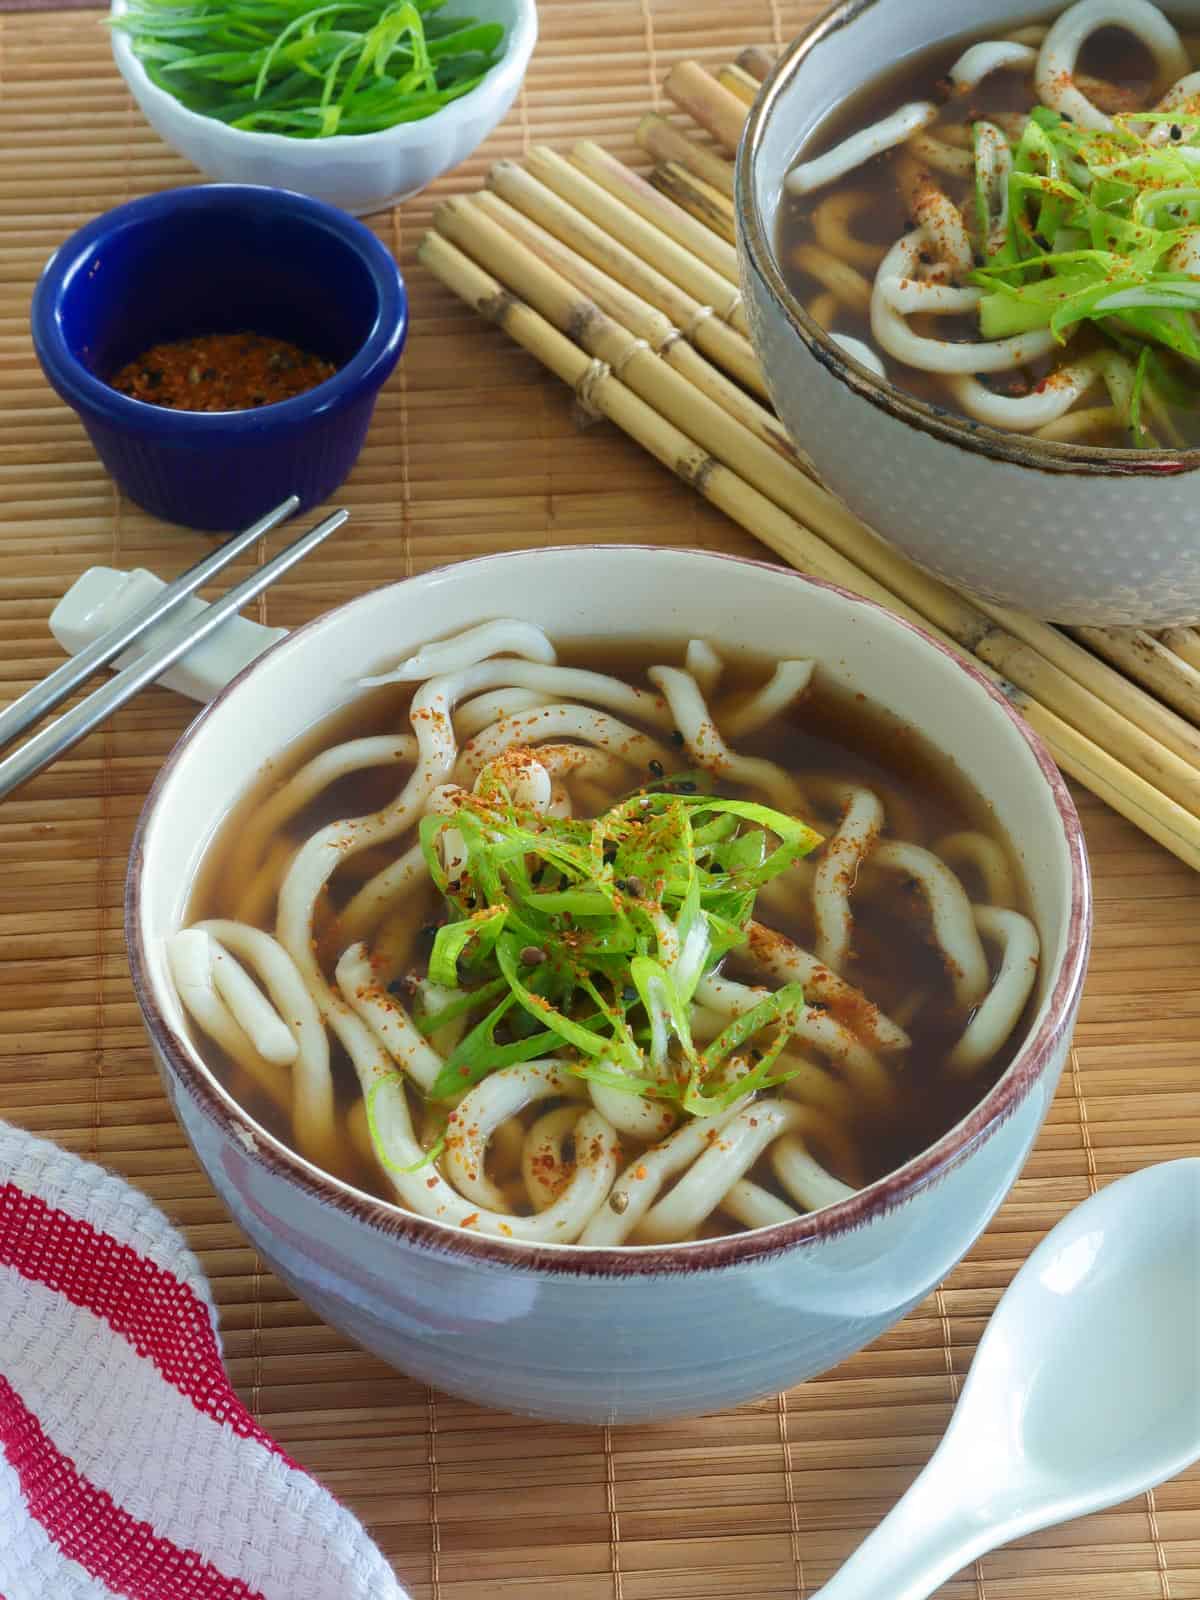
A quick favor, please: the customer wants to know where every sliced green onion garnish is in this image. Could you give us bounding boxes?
[413,782,823,1110]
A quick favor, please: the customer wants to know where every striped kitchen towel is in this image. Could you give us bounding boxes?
[0,1120,409,1600]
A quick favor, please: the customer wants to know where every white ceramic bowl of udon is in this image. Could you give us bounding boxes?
[127,546,1090,1424]
[736,0,1200,626]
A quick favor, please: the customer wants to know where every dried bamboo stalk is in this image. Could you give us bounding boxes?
[471,188,807,471]
[718,63,760,105]
[491,155,763,393]
[435,193,1200,819]
[662,60,748,154]
[1158,627,1200,673]
[1072,628,1200,727]
[569,140,740,287]
[737,44,774,82]
[523,144,749,330]
[636,113,735,197]
[437,193,820,497]
[419,229,1200,873]
[651,162,737,244]
[970,602,1200,773]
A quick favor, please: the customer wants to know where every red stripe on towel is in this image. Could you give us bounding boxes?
[0,1376,266,1600]
[0,1183,292,1462]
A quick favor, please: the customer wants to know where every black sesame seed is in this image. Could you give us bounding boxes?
[670,730,685,748]
[621,985,637,1004]
[1033,233,1050,251]
[648,759,665,778]
[614,877,629,892]
[625,876,645,898]
[1172,123,1183,141]
[602,843,618,865]
[520,945,547,966]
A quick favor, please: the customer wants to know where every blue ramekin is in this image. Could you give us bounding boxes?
[31,184,407,531]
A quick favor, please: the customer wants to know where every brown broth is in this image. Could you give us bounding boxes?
[186,641,1036,1229]
[775,14,1197,448]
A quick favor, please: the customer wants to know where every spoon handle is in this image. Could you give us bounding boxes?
[809,1457,994,1600]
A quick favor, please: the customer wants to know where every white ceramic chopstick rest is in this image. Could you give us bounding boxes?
[50,566,287,704]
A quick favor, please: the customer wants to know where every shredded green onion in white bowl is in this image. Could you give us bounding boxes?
[110,0,507,137]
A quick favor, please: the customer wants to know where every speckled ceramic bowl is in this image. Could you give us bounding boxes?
[127,547,1090,1424]
[736,0,1200,626]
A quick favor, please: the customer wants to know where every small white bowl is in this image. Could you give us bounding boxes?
[110,0,537,216]
[736,0,1200,626]
[127,546,1090,1424]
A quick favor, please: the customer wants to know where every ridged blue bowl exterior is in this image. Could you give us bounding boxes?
[31,185,407,531]
[78,389,377,529]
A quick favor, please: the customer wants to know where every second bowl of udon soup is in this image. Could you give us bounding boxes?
[737,0,1200,626]
[128,546,1090,1423]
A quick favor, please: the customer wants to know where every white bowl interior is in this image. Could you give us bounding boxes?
[135,547,1078,1141]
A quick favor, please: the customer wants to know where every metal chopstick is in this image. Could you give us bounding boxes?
[0,507,349,803]
[0,493,301,756]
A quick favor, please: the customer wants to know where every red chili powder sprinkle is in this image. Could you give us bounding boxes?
[110,331,337,412]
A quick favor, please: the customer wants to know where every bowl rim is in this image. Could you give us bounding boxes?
[30,183,408,438]
[126,545,1092,1279]
[735,0,1200,480]
[109,0,538,156]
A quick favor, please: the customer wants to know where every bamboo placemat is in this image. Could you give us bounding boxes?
[0,4,1197,1596]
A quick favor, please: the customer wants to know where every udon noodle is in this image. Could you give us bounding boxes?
[171,624,1041,1246]
[778,0,1200,448]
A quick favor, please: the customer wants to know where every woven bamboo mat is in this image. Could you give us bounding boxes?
[0,4,1198,1596]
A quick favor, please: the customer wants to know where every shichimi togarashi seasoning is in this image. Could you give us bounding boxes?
[109,331,337,412]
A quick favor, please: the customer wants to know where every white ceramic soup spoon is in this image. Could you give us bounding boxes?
[812,1157,1200,1599]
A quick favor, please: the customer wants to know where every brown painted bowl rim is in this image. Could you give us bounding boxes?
[126,545,1092,1280]
[735,0,1200,480]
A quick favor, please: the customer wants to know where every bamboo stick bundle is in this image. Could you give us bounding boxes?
[491,156,763,394]
[737,45,774,82]
[471,188,807,471]
[418,234,917,616]
[521,148,751,340]
[569,140,741,287]
[651,162,736,244]
[717,63,760,105]
[1159,627,1200,673]
[432,191,1200,816]
[662,60,747,154]
[1072,628,1200,727]
[418,228,1200,872]
[964,601,1200,769]
[636,114,735,197]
